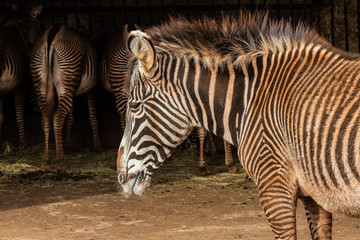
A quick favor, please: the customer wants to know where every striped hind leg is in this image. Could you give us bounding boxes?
[197,127,207,176]
[120,112,126,134]
[300,196,332,239]
[38,94,52,170]
[87,90,102,151]
[53,93,74,171]
[205,131,217,160]
[64,107,73,150]
[223,141,238,174]
[257,167,298,239]
[14,87,27,148]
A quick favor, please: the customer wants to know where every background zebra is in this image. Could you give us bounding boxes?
[116,11,360,239]
[101,25,133,133]
[0,2,43,151]
[101,25,238,176]
[30,25,102,171]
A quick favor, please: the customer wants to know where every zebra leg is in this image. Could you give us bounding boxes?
[38,95,52,170]
[224,141,238,174]
[87,90,102,151]
[14,87,27,149]
[53,94,74,171]
[120,111,126,133]
[64,107,74,151]
[258,168,298,239]
[300,196,332,239]
[0,96,4,152]
[205,132,217,163]
[197,127,207,176]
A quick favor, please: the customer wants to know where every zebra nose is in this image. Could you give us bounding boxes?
[118,173,126,184]
[118,173,122,183]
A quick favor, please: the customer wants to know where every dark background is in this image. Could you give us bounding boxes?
[0,0,356,149]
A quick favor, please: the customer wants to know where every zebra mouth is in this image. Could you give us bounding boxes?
[120,171,151,197]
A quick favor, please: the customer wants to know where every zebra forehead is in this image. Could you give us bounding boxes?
[144,10,330,67]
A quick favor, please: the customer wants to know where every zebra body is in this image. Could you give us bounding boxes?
[31,25,101,171]
[0,3,43,149]
[116,12,360,239]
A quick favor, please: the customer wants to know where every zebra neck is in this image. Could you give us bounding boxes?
[175,56,257,147]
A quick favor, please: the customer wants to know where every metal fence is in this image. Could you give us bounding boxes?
[0,0,358,52]
[0,0,358,147]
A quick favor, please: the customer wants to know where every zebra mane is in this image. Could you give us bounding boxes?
[145,11,331,67]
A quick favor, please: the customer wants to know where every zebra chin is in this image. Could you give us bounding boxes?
[118,171,151,197]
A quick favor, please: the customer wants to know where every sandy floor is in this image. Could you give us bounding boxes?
[1,148,360,240]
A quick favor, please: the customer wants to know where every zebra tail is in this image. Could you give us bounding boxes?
[45,41,56,124]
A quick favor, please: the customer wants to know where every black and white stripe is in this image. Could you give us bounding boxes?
[117,12,360,239]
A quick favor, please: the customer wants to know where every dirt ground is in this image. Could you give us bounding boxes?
[1,145,360,240]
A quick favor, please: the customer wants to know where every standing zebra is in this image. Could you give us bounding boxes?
[0,2,43,151]
[102,25,238,175]
[116,12,360,239]
[101,25,132,132]
[30,25,102,171]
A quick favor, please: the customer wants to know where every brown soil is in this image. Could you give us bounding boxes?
[0,146,359,240]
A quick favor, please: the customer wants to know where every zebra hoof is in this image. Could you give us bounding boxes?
[56,161,69,172]
[41,162,52,171]
[19,139,27,150]
[228,165,239,174]
[95,146,103,153]
[197,167,207,176]
[19,144,27,151]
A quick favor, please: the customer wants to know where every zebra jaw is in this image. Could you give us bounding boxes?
[118,171,151,197]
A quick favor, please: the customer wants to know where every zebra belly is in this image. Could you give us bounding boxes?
[297,173,360,217]
[0,68,18,94]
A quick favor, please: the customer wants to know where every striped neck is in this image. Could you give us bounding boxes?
[148,51,257,147]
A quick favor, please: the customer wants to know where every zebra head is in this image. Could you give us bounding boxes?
[117,30,193,197]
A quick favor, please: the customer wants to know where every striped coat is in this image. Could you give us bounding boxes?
[116,11,360,239]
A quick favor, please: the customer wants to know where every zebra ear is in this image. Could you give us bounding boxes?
[127,30,156,72]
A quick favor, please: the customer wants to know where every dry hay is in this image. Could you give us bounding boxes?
[0,143,243,191]
[0,144,118,186]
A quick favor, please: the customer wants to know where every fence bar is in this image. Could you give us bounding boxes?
[330,0,335,46]
[0,0,339,52]
[358,0,360,51]
[344,0,349,51]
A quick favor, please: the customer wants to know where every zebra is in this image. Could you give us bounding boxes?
[116,11,360,239]
[102,25,238,175]
[30,25,102,171]
[100,25,132,133]
[196,127,237,175]
[0,2,43,151]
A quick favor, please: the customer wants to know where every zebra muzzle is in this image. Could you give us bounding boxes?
[117,173,123,184]
[119,171,149,197]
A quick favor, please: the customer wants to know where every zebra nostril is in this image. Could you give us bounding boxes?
[118,173,123,184]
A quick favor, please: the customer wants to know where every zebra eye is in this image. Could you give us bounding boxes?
[129,101,141,109]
